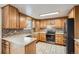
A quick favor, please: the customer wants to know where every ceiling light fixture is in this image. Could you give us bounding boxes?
[40,12,59,16]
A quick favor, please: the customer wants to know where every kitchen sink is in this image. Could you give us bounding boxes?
[24,36,32,43]
[26,35,32,37]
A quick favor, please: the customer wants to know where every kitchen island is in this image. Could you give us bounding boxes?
[1,34,36,54]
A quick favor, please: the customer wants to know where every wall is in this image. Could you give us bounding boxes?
[0,8,2,54]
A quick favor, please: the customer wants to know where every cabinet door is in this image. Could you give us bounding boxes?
[61,19,65,29]
[9,6,17,29]
[43,20,46,28]
[19,13,26,28]
[16,11,20,29]
[2,40,10,54]
[40,21,42,28]
[40,20,44,28]
[55,34,64,45]
[2,5,20,29]
[35,20,40,32]
[25,41,36,54]
[37,33,40,41]
[75,21,79,38]
[39,33,46,41]
[55,19,61,28]
[32,19,35,28]
[2,6,10,29]
[68,9,75,18]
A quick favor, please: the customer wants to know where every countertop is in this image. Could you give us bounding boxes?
[55,32,64,34]
[1,33,36,46]
[74,39,79,43]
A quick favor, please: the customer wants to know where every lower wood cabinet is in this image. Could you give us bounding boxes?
[39,33,46,41]
[25,41,36,54]
[2,39,36,54]
[34,32,46,42]
[75,41,79,54]
[2,39,10,54]
[55,34,65,45]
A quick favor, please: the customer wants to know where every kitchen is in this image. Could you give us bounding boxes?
[0,4,79,54]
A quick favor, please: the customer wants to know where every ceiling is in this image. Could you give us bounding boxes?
[0,4,78,19]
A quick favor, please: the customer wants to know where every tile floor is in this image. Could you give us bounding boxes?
[36,42,66,54]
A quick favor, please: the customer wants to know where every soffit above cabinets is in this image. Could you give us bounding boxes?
[0,4,78,19]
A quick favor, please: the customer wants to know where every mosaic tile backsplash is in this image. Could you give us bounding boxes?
[2,29,32,37]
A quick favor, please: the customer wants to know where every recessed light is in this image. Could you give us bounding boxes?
[40,12,59,17]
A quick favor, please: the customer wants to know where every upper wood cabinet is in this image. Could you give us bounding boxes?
[55,19,65,29]
[68,6,79,39]
[2,5,10,29]
[32,19,36,28]
[40,20,49,28]
[40,20,43,28]
[2,5,27,29]
[55,19,61,28]
[68,9,75,18]
[35,20,40,32]
[19,13,26,29]
[2,5,19,29]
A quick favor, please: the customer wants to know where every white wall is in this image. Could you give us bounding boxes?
[0,8,2,54]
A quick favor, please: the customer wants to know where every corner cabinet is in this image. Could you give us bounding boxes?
[2,5,26,29]
[2,5,19,29]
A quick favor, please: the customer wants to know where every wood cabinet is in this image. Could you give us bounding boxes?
[55,34,65,45]
[9,6,19,29]
[2,39,36,54]
[68,6,79,39]
[2,39,10,54]
[25,41,36,54]
[39,33,46,41]
[68,9,75,18]
[2,5,19,29]
[74,6,79,39]
[40,20,44,28]
[36,33,40,41]
[55,19,64,29]
[2,5,27,29]
[75,41,79,54]
[32,19,36,28]
[35,20,40,32]
[55,19,61,28]
[40,20,49,28]
[19,13,26,29]
[33,32,46,42]
[2,5,10,29]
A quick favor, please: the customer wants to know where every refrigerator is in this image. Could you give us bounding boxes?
[64,18,74,54]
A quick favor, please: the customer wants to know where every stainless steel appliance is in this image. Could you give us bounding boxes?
[46,30,55,42]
